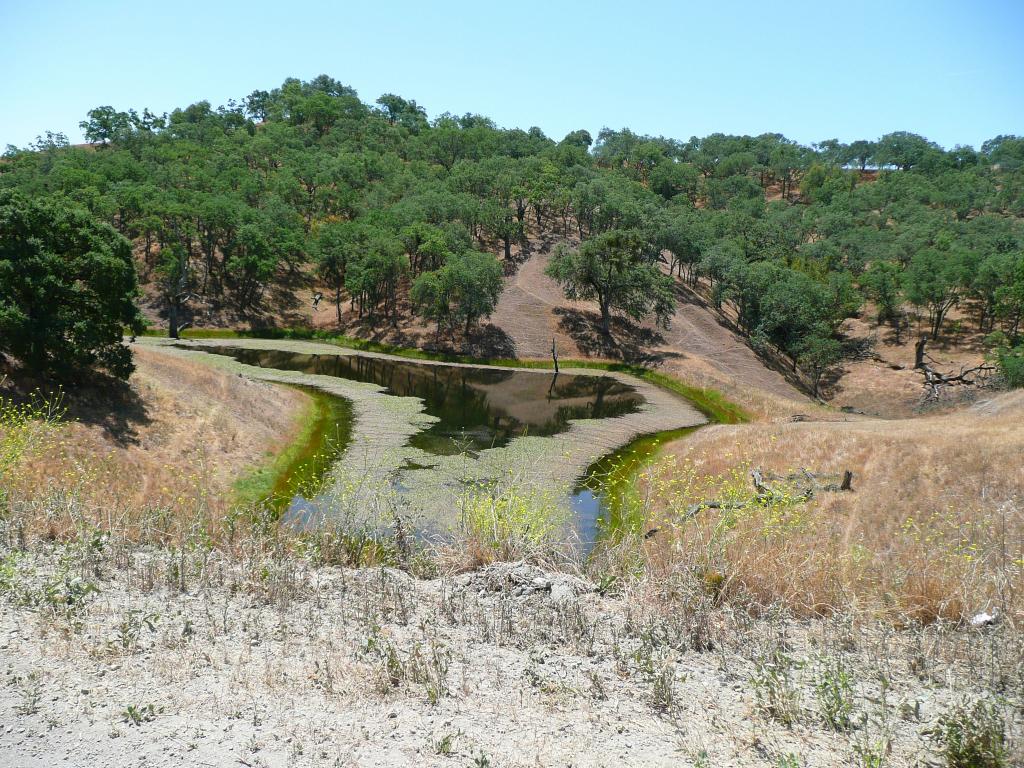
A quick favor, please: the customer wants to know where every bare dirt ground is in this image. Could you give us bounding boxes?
[832,311,996,419]
[488,248,810,415]
[1,556,1019,768]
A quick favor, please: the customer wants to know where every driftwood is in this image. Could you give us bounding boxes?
[914,337,995,401]
[683,466,853,520]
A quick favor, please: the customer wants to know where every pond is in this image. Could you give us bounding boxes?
[199,346,644,455]
[177,341,698,546]
[571,426,699,545]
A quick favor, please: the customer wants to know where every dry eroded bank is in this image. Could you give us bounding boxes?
[5,346,309,516]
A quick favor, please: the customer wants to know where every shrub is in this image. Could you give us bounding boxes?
[931,699,1011,768]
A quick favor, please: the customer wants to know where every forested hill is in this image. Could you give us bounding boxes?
[2,75,1023,387]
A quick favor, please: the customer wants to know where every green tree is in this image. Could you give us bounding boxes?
[0,191,143,378]
[375,93,428,131]
[314,221,358,322]
[410,269,450,337]
[545,229,676,335]
[412,251,503,336]
[345,231,407,319]
[902,248,967,339]
[993,253,1024,341]
[797,334,842,397]
[446,251,504,335]
[862,260,903,329]
[874,131,941,171]
[846,140,876,171]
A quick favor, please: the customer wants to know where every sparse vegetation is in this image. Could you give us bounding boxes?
[815,655,857,732]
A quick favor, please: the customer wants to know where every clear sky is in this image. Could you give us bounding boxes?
[1,0,1022,150]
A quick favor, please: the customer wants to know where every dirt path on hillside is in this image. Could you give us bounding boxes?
[491,250,806,404]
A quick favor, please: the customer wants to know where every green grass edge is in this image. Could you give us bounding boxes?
[230,387,331,509]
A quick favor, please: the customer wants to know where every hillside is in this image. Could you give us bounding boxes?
[3,75,1022,417]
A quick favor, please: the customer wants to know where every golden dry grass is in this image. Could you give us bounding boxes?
[6,346,308,541]
[637,390,1024,623]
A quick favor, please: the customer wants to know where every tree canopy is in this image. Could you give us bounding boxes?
[546,229,676,335]
[0,191,143,378]
[2,75,1023,390]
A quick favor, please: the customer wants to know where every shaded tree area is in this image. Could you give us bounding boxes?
[2,75,1023,390]
[0,191,144,379]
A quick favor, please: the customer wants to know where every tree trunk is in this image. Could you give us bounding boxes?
[914,336,929,369]
[600,301,611,336]
[168,302,179,339]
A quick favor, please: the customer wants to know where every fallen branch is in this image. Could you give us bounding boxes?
[683,466,853,520]
[914,337,995,401]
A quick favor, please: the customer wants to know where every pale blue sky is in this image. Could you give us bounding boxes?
[1,0,1022,150]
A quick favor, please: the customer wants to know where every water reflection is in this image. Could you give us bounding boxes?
[200,347,644,455]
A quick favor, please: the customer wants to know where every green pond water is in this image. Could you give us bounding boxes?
[265,386,353,515]
[202,346,644,454]
[195,345,689,541]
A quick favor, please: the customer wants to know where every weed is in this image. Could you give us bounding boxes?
[930,699,1011,768]
[431,730,461,755]
[361,623,406,693]
[15,672,42,715]
[39,568,100,625]
[458,475,567,562]
[113,610,160,653]
[650,659,678,713]
[588,670,607,701]
[407,631,451,704]
[751,647,802,726]
[814,654,856,731]
[120,703,159,726]
[853,738,889,768]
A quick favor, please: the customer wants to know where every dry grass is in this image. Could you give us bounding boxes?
[636,390,1024,624]
[3,347,308,543]
[1,353,1022,766]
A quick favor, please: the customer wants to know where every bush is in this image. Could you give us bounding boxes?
[989,342,1024,388]
[458,476,566,562]
[931,699,1011,768]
